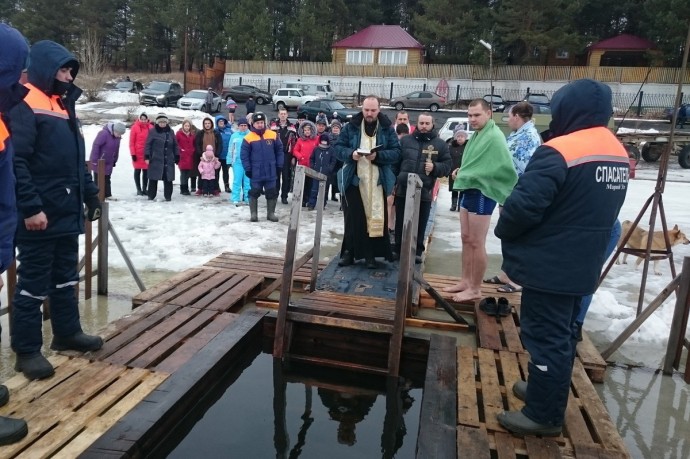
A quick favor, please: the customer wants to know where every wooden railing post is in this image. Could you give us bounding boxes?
[663,256,690,375]
[388,173,422,377]
[96,159,108,295]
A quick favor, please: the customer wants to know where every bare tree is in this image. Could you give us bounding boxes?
[78,29,108,101]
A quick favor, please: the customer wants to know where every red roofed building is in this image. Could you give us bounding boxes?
[332,25,424,65]
[587,34,659,67]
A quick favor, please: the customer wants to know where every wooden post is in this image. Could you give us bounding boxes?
[311,177,326,293]
[388,174,422,377]
[85,206,93,300]
[96,159,108,295]
[663,256,690,374]
[274,166,305,358]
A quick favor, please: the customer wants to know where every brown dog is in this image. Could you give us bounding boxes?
[617,220,690,274]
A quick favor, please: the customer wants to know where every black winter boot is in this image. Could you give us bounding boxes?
[51,331,103,352]
[180,184,190,196]
[0,385,9,407]
[15,353,54,380]
[267,199,279,222]
[249,197,259,222]
[0,416,28,446]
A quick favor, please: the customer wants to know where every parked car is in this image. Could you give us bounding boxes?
[523,93,551,107]
[272,88,316,110]
[282,81,336,100]
[177,89,222,113]
[297,99,359,122]
[438,116,474,143]
[221,85,272,105]
[139,81,184,107]
[662,104,688,123]
[390,91,445,112]
[114,80,143,93]
[483,94,506,112]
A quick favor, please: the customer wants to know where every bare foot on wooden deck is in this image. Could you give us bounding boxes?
[442,280,469,293]
[451,290,482,304]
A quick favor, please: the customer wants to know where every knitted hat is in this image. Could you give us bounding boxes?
[139,112,148,120]
[316,117,327,125]
[237,117,248,126]
[330,119,342,129]
[155,113,168,122]
[113,122,126,135]
[453,124,468,137]
[203,145,214,160]
[319,133,330,147]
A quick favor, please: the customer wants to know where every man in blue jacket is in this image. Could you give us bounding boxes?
[0,22,31,446]
[10,40,104,381]
[334,96,401,268]
[495,79,629,436]
[240,112,283,222]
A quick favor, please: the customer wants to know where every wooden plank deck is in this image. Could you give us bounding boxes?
[132,267,263,310]
[455,347,629,459]
[0,356,167,458]
[202,251,327,288]
[0,248,624,457]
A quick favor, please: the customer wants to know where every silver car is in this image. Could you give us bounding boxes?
[390,91,446,112]
[177,90,222,113]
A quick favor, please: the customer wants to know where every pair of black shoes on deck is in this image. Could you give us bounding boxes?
[15,332,103,381]
[479,296,511,317]
[0,386,28,446]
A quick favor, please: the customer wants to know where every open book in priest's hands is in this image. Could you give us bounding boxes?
[356,145,383,156]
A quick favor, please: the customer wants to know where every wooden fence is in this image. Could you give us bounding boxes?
[219,60,690,85]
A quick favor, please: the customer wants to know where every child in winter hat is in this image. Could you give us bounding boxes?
[198,145,221,196]
[318,133,330,148]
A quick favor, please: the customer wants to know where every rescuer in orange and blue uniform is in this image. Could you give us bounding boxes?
[240,111,284,222]
[0,22,31,446]
[9,40,104,381]
[495,79,629,436]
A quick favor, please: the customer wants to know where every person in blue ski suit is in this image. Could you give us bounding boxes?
[228,117,250,205]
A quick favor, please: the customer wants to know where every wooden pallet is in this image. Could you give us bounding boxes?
[202,252,326,286]
[0,355,167,458]
[456,346,629,459]
[91,301,240,374]
[132,267,262,310]
[474,302,607,383]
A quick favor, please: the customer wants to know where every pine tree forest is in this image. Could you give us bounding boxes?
[1,0,689,72]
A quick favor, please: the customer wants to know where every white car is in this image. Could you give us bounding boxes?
[438,116,474,143]
[177,90,222,113]
[272,88,317,110]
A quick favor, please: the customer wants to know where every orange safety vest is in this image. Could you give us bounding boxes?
[0,118,8,151]
[22,83,69,119]
[545,126,628,167]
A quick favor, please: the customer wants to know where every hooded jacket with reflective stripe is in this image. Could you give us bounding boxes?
[495,79,628,296]
[9,40,99,241]
[0,24,29,271]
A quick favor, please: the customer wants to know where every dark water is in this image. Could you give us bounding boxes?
[152,350,423,459]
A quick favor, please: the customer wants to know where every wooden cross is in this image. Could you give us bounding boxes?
[422,145,438,175]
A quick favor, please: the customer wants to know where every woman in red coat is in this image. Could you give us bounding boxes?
[176,119,197,195]
[129,113,152,195]
[292,120,319,206]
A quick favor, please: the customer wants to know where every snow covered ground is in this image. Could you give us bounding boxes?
[3,93,690,368]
